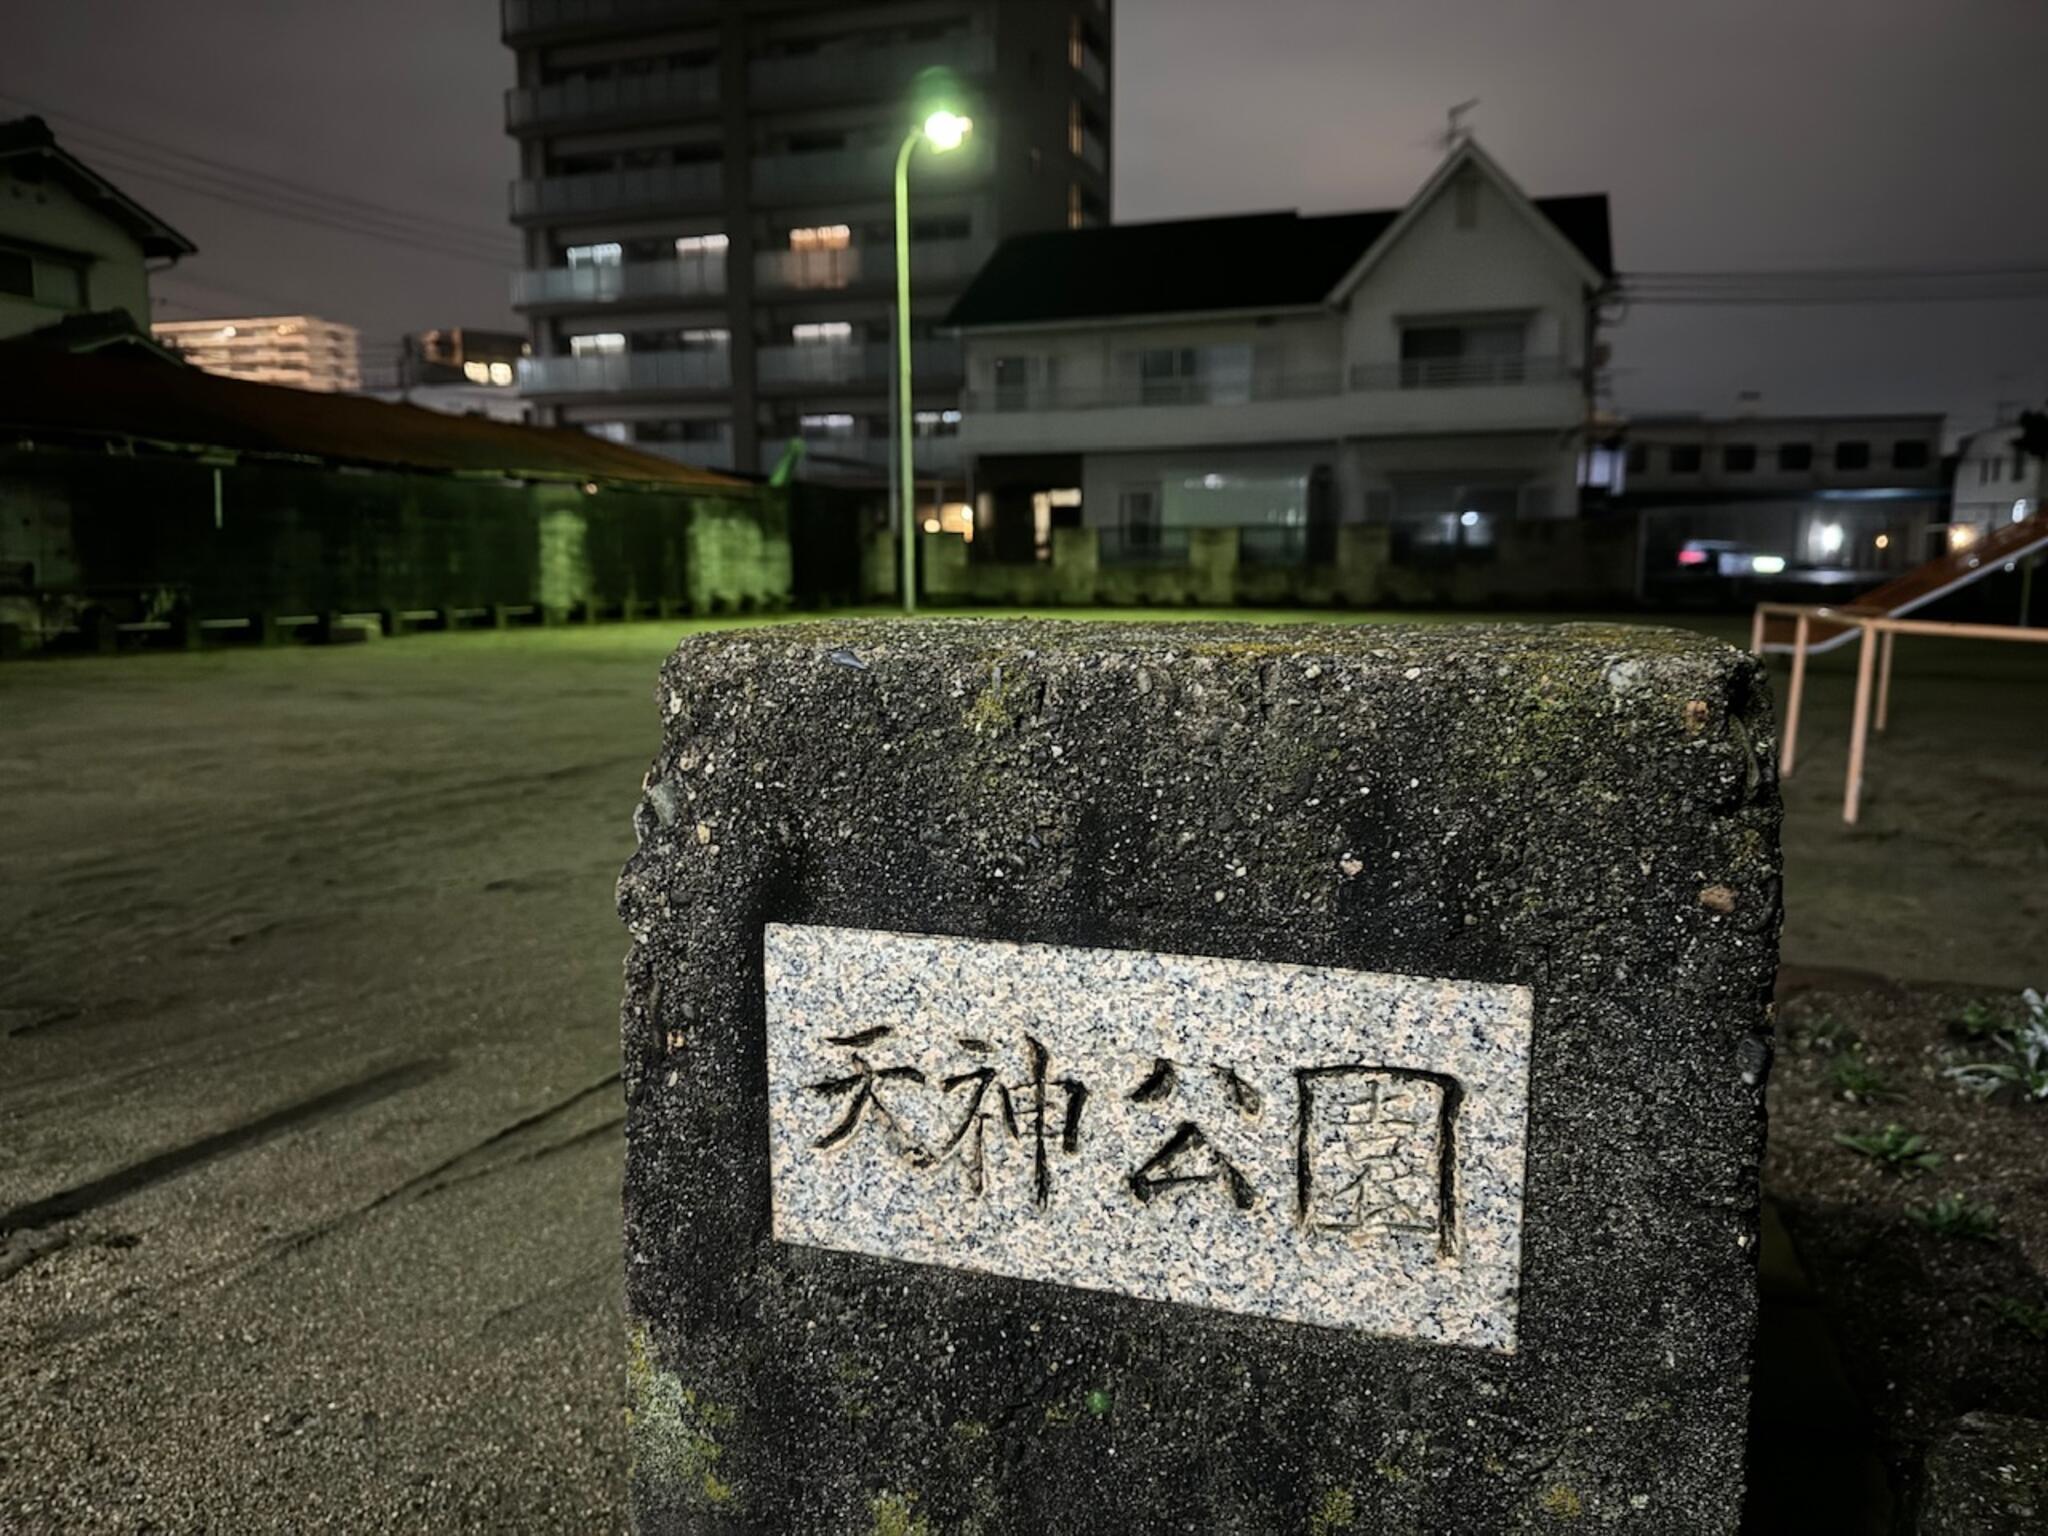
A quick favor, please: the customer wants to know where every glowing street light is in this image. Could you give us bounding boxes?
[893,106,972,614]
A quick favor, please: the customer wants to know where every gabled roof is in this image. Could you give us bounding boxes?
[944,208,1401,329]
[0,347,746,489]
[0,116,197,261]
[945,143,1612,332]
[8,308,186,363]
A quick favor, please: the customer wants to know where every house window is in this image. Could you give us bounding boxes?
[789,225,851,251]
[569,332,626,356]
[1068,101,1083,156]
[1668,446,1702,474]
[1124,344,1252,405]
[1068,183,1083,229]
[1118,485,1161,547]
[1891,439,1930,470]
[1723,444,1757,473]
[992,355,1033,410]
[1778,443,1813,472]
[1835,440,1871,471]
[566,242,623,268]
[0,249,33,297]
[1398,320,1526,386]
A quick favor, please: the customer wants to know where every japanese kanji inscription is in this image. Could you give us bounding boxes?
[764,924,1533,1351]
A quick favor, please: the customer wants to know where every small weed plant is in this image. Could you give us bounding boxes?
[1906,1194,2001,1241]
[1985,1295,2048,1342]
[1829,1052,1898,1104]
[1947,989,2048,1103]
[1834,1124,1941,1176]
[1794,1013,1855,1052]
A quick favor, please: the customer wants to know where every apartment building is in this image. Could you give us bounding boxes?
[151,315,364,393]
[946,140,1611,566]
[501,0,1113,478]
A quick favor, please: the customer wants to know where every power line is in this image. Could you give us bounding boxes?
[0,87,517,253]
[1619,263,2048,306]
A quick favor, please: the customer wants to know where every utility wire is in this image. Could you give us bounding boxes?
[0,87,517,253]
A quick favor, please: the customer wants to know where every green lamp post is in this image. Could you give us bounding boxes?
[893,108,972,614]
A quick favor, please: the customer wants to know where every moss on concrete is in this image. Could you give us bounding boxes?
[625,1324,735,1510]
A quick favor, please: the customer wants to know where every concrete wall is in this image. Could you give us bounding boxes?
[904,516,1636,609]
[0,163,154,338]
[0,447,790,648]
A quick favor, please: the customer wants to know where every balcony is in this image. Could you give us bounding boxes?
[960,356,1584,455]
[509,162,720,221]
[750,139,987,207]
[748,34,995,103]
[632,431,734,472]
[756,340,962,389]
[761,436,962,478]
[752,239,992,293]
[502,0,711,43]
[1349,355,1573,390]
[519,350,730,396]
[1075,128,1108,174]
[511,257,726,310]
[1072,44,1109,94]
[506,66,717,131]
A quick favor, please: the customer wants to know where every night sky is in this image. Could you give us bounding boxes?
[10,0,2047,433]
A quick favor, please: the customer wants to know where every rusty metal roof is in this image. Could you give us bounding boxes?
[0,346,749,489]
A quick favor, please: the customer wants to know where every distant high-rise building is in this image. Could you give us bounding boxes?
[500,0,1113,479]
[152,315,363,393]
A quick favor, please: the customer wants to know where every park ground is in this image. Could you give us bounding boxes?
[2,610,2044,1531]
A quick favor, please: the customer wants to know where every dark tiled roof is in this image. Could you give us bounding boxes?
[945,195,1613,329]
[0,347,746,489]
[0,116,197,260]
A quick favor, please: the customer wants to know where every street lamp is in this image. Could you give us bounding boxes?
[894,108,972,614]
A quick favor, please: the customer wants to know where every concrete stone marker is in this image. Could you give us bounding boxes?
[618,620,1781,1534]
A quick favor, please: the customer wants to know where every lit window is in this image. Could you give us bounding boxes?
[1068,183,1083,229]
[789,225,851,251]
[570,332,626,356]
[679,328,729,346]
[463,360,491,383]
[488,361,514,385]
[792,321,853,345]
[566,242,623,268]
[799,412,856,436]
[675,234,728,257]
[1069,101,1083,156]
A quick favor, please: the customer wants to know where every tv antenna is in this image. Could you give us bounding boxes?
[1441,98,1480,149]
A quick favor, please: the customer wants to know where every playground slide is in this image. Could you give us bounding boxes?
[1755,511,2048,653]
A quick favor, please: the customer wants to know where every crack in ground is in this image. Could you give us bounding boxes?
[0,1056,452,1238]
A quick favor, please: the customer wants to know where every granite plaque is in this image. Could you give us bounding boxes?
[765,923,1534,1351]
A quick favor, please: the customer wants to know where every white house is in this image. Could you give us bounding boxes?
[1951,419,2043,547]
[943,140,1611,567]
[0,116,193,344]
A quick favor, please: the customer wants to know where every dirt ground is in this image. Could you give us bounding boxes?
[2,611,2044,1531]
